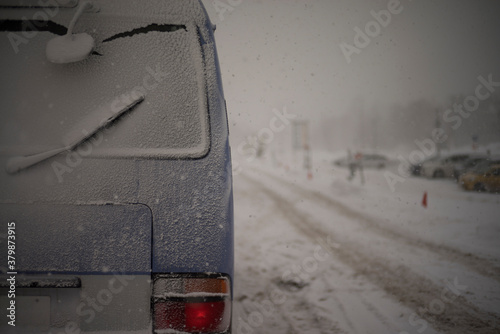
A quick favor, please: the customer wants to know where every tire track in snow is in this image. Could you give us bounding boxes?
[268,290,343,334]
[242,172,500,334]
[254,168,500,283]
[315,270,404,334]
[233,179,345,334]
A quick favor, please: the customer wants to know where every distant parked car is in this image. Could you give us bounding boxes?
[421,154,471,178]
[334,153,388,169]
[459,163,500,193]
[362,154,389,168]
[409,156,437,176]
[453,155,488,180]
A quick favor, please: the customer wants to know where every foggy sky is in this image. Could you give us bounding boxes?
[202,0,500,142]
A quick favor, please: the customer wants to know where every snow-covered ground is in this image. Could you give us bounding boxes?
[232,151,500,334]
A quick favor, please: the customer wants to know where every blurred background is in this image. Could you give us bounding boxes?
[203,0,500,156]
[202,1,500,333]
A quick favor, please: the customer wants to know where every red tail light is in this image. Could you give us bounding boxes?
[153,274,231,333]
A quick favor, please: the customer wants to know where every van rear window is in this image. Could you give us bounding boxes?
[0,15,209,159]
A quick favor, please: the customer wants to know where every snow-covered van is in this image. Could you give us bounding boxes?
[0,0,233,333]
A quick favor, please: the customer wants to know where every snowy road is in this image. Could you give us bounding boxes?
[232,160,500,334]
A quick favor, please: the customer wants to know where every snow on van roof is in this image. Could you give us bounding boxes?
[0,0,210,23]
[90,0,210,27]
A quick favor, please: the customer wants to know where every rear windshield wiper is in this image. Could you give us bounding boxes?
[6,92,144,174]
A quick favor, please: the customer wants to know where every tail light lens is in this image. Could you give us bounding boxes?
[153,274,231,333]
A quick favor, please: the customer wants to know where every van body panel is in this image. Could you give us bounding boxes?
[0,0,233,332]
[0,203,152,273]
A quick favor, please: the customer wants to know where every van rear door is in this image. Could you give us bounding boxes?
[0,203,152,333]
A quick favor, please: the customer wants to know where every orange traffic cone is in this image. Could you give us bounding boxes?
[307,170,313,180]
[422,192,428,208]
